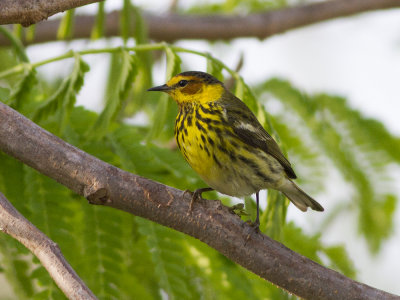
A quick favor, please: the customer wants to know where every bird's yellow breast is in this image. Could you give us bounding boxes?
[175,103,224,182]
[174,101,286,197]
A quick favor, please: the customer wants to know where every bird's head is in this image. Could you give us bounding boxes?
[147,71,225,105]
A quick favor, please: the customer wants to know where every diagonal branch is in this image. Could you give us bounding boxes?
[0,0,102,26]
[0,191,97,300]
[0,0,399,45]
[0,104,399,299]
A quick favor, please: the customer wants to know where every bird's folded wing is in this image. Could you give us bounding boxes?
[223,96,297,179]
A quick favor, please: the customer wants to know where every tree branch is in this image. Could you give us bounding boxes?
[0,191,97,300]
[0,105,399,299]
[0,0,399,45]
[0,0,102,27]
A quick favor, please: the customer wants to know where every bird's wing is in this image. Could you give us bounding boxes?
[220,93,297,179]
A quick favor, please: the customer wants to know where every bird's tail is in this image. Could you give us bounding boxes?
[280,180,324,212]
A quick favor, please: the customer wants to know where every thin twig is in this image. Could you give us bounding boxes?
[0,103,398,299]
[0,192,97,300]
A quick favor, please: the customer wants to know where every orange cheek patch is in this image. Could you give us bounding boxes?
[182,82,202,95]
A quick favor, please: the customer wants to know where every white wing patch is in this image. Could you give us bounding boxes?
[235,120,273,141]
[222,108,229,122]
[237,121,258,133]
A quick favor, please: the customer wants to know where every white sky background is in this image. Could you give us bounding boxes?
[21,0,400,296]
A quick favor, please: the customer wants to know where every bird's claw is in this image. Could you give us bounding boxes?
[250,222,260,233]
[245,219,260,234]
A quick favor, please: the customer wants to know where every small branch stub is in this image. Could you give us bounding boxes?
[85,187,109,204]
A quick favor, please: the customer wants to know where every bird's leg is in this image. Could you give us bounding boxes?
[189,187,214,211]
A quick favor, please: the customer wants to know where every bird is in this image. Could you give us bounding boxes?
[147,71,324,229]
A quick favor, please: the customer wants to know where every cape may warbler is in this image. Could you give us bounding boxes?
[148,71,323,227]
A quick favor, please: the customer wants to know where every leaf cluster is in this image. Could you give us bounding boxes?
[0,3,398,298]
[258,79,397,252]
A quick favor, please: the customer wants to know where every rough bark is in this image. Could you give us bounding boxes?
[0,102,399,299]
[0,0,102,26]
[0,192,97,300]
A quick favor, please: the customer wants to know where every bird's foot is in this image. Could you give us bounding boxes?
[244,219,261,245]
[250,221,260,233]
[245,219,260,234]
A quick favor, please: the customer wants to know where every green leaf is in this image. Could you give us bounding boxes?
[165,47,182,86]
[26,25,36,42]
[132,4,148,45]
[314,94,400,165]
[206,55,224,82]
[57,9,75,40]
[359,194,396,253]
[0,26,29,63]
[262,190,288,239]
[0,154,29,216]
[234,76,244,100]
[137,219,197,300]
[33,53,89,133]
[121,4,153,117]
[0,154,35,298]
[13,24,23,41]
[79,205,126,299]
[121,0,132,43]
[0,86,11,104]
[262,78,397,252]
[91,2,105,40]
[7,65,36,109]
[324,246,356,279]
[0,238,35,299]
[235,77,259,113]
[281,222,356,278]
[24,167,78,299]
[119,218,162,299]
[90,50,137,140]
[187,238,276,299]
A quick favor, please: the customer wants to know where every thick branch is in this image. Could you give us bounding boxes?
[1,105,399,299]
[0,0,400,45]
[0,192,97,300]
[0,0,102,26]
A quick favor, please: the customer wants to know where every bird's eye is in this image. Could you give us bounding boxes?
[178,80,188,87]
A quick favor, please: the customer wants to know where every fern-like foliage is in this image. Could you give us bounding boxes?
[136,219,200,300]
[33,53,89,134]
[24,168,78,299]
[0,9,398,297]
[0,154,34,299]
[90,50,137,140]
[258,79,397,253]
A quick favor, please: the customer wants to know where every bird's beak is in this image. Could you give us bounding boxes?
[147,84,172,92]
